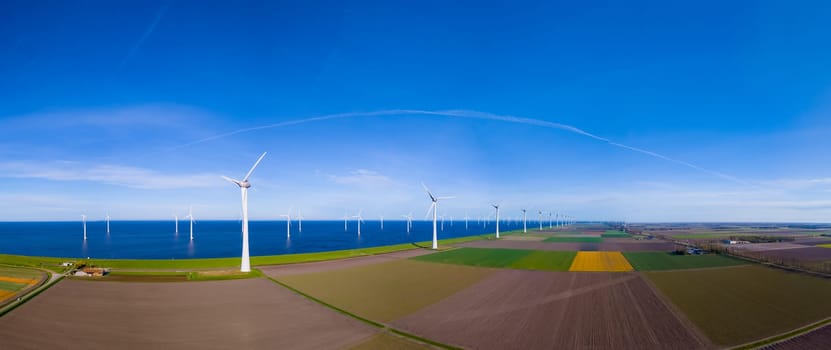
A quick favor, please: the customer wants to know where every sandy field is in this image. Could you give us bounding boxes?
[0,278,376,350]
[392,270,709,349]
[459,239,679,252]
[261,248,433,277]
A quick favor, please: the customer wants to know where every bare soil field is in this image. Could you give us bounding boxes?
[757,247,831,262]
[793,237,831,246]
[459,239,678,252]
[261,248,432,277]
[729,242,809,252]
[392,270,709,350]
[0,278,376,350]
[763,322,831,350]
[275,259,494,322]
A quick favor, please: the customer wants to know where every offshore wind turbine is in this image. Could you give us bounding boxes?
[380,215,384,230]
[538,211,544,231]
[105,212,111,235]
[548,212,553,229]
[185,205,195,241]
[280,208,291,239]
[492,204,500,239]
[221,151,267,273]
[401,213,412,234]
[423,182,454,250]
[464,212,469,230]
[522,209,527,233]
[342,211,349,232]
[353,210,364,236]
[81,214,87,240]
[174,214,179,234]
[439,214,445,231]
[297,210,303,233]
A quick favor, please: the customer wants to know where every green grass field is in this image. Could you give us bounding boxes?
[600,230,630,238]
[507,250,577,271]
[622,252,747,271]
[645,265,831,346]
[542,236,603,243]
[413,248,576,271]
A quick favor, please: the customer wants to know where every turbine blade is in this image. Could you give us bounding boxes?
[424,202,435,219]
[221,175,241,186]
[437,196,455,200]
[421,182,436,202]
[243,152,267,181]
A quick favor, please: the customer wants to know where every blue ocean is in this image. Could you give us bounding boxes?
[0,220,521,259]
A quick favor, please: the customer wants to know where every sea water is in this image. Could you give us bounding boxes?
[0,220,526,259]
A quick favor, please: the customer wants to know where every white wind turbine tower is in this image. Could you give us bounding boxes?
[174,214,179,234]
[522,209,527,233]
[105,212,111,235]
[342,211,349,232]
[439,214,445,231]
[81,214,87,240]
[297,210,303,233]
[401,213,412,234]
[422,182,454,250]
[221,151,267,273]
[280,208,291,239]
[548,212,553,229]
[353,210,364,236]
[492,204,500,239]
[538,211,544,231]
[380,215,384,230]
[464,212,469,230]
[185,205,195,241]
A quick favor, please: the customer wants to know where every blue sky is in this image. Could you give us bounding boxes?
[1,1,830,222]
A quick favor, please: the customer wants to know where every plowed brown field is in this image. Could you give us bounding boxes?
[0,278,376,349]
[392,270,709,350]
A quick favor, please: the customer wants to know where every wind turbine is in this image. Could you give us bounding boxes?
[221,151,267,273]
[380,215,384,230]
[548,212,553,229]
[81,214,87,240]
[185,205,195,241]
[538,211,544,231]
[422,182,454,250]
[105,212,111,235]
[522,209,527,233]
[297,209,303,233]
[401,213,412,234]
[342,211,349,232]
[353,209,364,236]
[492,204,500,238]
[174,214,179,234]
[464,212,469,230]
[280,208,291,239]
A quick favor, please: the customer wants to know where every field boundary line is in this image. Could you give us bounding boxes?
[730,317,831,350]
[0,274,64,317]
[637,272,715,349]
[264,276,462,350]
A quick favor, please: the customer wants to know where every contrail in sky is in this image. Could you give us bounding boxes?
[119,1,171,68]
[178,109,750,186]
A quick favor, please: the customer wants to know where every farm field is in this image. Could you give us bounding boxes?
[349,333,433,350]
[459,239,679,252]
[818,244,831,248]
[729,243,808,252]
[260,249,432,277]
[569,251,633,272]
[645,265,831,346]
[392,270,708,350]
[0,267,45,303]
[273,259,494,322]
[623,252,747,271]
[601,230,630,238]
[0,278,378,349]
[756,247,831,262]
[412,247,576,271]
[543,236,603,243]
[762,323,831,350]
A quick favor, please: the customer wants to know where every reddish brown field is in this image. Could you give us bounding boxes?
[261,249,433,277]
[459,239,679,252]
[391,270,709,350]
[758,247,831,262]
[763,323,831,350]
[0,278,376,349]
[730,242,808,252]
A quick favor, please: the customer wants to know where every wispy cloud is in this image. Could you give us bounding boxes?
[177,109,750,186]
[764,177,831,190]
[329,169,394,187]
[120,1,172,68]
[0,161,220,189]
